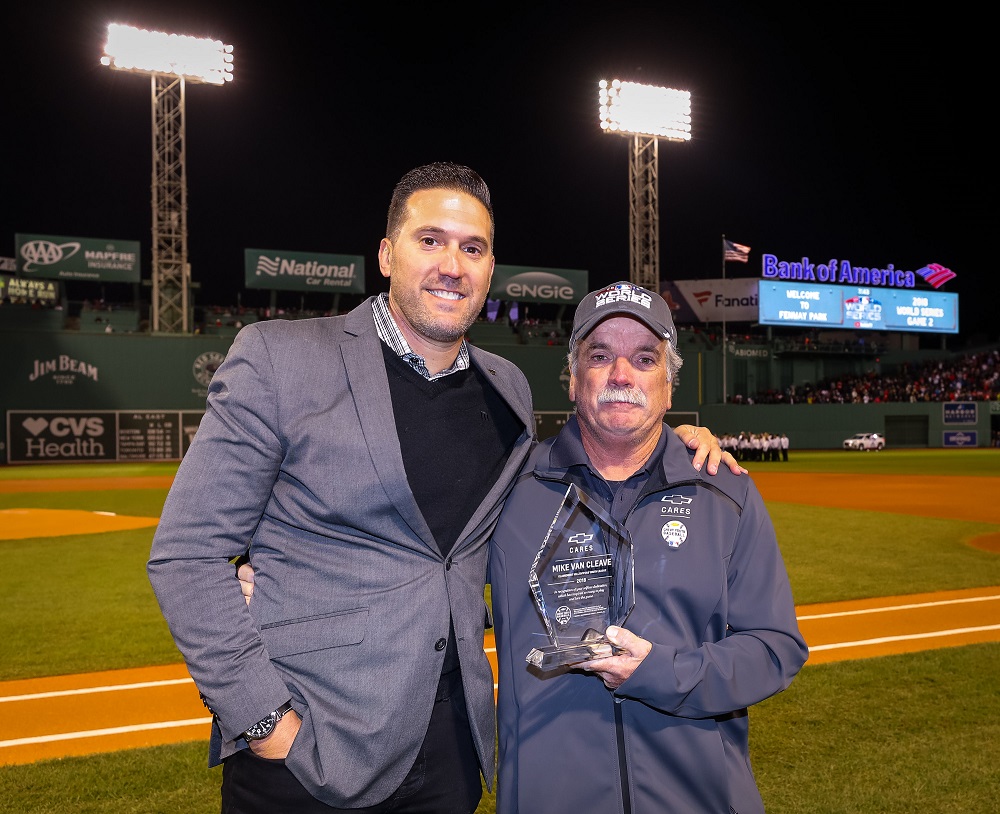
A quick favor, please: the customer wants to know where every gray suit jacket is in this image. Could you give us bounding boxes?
[147,298,535,807]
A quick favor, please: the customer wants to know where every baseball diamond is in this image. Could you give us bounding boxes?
[1,465,998,767]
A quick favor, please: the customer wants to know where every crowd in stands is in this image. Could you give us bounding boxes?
[515,319,567,345]
[196,304,348,333]
[683,330,882,356]
[767,335,881,355]
[1,296,60,308]
[745,348,999,405]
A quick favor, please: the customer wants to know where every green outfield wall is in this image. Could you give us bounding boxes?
[1,322,993,464]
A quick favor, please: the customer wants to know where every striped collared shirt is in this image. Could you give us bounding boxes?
[371,293,470,381]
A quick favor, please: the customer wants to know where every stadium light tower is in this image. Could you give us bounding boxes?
[598,79,691,294]
[101,23,234,333]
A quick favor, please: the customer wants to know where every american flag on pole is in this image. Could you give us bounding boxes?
[914,263,956,289]
[723,239,751,263]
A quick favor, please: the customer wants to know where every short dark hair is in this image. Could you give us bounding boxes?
[386,162,494,248]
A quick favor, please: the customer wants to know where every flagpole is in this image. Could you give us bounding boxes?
[721,234,727,405]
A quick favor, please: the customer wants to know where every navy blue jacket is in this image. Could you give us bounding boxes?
[489,416,808,814]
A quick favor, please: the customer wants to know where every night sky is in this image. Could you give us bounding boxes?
[3,2,992,343]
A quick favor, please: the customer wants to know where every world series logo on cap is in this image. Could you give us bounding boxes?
[594,283,653,310]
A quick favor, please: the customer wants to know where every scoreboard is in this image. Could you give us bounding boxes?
[757,280,958,334]
[6,410,205,464]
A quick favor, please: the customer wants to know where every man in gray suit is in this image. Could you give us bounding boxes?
[149,162,735,813]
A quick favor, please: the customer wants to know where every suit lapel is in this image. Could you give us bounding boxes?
[453,347,536,547]
[339,306,536,556]
[340,304,436,551]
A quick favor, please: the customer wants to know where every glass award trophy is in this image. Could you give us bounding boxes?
[526,483,635,671]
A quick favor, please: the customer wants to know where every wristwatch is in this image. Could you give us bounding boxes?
[242,702,293,741]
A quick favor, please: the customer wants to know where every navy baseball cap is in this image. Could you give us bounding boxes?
[570,282,676,349]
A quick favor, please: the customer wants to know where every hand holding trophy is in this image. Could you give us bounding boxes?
[526,483,635,671]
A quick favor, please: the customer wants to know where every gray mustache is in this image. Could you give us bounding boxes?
[596,387,647,407]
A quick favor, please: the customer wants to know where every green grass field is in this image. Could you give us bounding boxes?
[2,450,999,813]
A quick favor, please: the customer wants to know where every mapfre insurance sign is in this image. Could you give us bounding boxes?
[16,234,141,283]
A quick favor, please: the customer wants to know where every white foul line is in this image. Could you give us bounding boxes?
[0,718,212,749]
[808,623,1000,652]
[0,678,194,704]
[797,593,1000,621]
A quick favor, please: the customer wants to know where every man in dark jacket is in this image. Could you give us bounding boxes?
[489,281,808,814]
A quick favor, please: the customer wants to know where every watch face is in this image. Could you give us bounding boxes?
[243,703,291,740]
[244,712,276,741]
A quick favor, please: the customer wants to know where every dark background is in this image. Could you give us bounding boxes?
[2,3,992,344]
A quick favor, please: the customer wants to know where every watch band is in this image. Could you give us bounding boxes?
[242,701,293,741]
